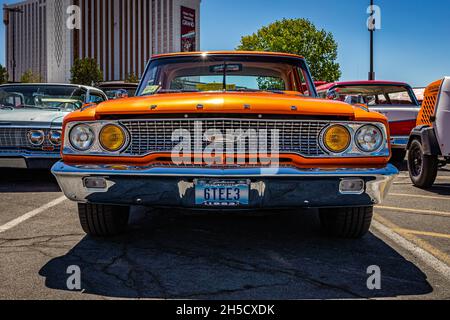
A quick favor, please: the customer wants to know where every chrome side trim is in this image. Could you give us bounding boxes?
[390,136,409,149]
[0,151,61,159]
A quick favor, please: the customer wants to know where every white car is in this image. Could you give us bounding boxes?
[0,83,107,169]
[317,80,421,162]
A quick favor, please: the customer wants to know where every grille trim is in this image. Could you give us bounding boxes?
[119,118,329,158]
[0,127,58,153]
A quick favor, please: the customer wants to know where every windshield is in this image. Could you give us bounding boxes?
[320,84,419,106]
[137,55,316,97]
[0,85,86,111]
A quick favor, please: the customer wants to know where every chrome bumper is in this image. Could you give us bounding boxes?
[0,152,60,169]
[52,162,398,208]
[390,136,409,149]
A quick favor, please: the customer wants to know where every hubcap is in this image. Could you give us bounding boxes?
[410,145,423,177]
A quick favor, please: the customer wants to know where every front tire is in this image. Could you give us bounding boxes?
[78,203,130,237]
[319,206,373,239]
[407,139,438,188]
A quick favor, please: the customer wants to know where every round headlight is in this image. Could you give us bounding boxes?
[99,124,126,152]
[69,124,95,151]
[28,130,45,146]
[323,125,351,153]
[49,130,62,146]
[355,125,383,152]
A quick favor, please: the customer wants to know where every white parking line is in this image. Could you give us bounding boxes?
[372,219,450,280]
[376,206,450,218]
[389,193,450,201]
[0,196,67,233]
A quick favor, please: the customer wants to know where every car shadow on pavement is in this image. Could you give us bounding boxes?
[0,169,60,193]
[39,208,433,299]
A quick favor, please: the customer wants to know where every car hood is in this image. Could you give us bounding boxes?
[0,109,68,127]
[93,92,358,119]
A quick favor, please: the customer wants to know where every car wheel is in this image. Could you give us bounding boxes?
[407,139,438,188]
[78,203,130,237]
[390,149,407,164]
[319,206,373,239]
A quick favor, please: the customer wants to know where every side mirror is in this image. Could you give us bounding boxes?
[326,89,339,100]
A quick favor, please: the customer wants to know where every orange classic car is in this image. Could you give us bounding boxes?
[52,51,398,239]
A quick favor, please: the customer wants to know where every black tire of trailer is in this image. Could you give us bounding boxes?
[78,203,130,237]
[407,139,439,189]
[319,206,373,239]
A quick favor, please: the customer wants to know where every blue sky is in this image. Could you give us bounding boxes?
[1,0,449,87]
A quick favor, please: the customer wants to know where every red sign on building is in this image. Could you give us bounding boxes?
[181,6,196,52]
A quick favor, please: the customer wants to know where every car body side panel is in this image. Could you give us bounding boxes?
[435,77,450,156]
[369,105,420,136]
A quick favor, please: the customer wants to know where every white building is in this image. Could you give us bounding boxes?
[4,0,201,83]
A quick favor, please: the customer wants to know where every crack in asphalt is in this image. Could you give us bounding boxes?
[175,281,293,299]
[0,233,83,244]
[132,240,366,298]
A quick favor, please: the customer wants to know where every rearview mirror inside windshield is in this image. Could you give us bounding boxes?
[209,64,243,73]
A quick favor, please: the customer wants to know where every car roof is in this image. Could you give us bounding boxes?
[151,51,305,60]
[316,80,411,91]
[0,83,103,92]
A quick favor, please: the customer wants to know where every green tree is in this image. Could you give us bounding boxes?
[20,69,43,83]
[237,18,341,82]
[125,73,139,83]
[0,64,8,84]
[70,58,103,86]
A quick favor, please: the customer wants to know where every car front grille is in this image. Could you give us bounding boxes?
[0,127,56,152]
[120,118,329,157]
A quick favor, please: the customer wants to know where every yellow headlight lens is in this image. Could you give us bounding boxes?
[99,124,126,152]
[323,125,351,153]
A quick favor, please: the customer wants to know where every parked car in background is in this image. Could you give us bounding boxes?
[407,77,450,188]
[0,84,107,169]
[317,81,421,162]
[413,87,425,105]
[97,81,138,99]
[52,51,397,239]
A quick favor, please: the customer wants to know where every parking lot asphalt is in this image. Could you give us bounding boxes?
[0,162,449,300]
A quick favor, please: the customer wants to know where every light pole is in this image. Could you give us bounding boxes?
[3,5,23,83]
[368,0,375,80]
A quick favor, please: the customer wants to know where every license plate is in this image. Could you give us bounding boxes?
[195,180,250,206]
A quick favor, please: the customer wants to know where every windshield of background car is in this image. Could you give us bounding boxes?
[325,85,419,106]
[0,85,85,111]
[137,55,316,97]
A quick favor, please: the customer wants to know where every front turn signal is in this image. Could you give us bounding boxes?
[99,124,126,152]
[323,125,351,153]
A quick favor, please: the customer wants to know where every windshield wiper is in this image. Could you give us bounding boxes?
[158,89,200,94]
[227,89,286,94]
[18,104,44,109]
[141,88,200,96]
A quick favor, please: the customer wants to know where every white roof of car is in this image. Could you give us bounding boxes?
[0,83,103,92]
